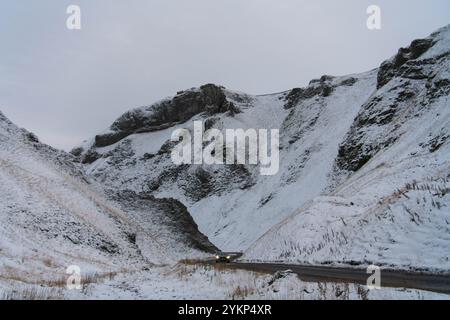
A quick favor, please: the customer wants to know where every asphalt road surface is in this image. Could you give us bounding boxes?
[214,261,450,295]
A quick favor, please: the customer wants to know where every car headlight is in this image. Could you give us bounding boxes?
[215,256,220,259]
[227,256,231,259]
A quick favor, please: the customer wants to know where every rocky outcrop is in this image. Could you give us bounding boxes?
[336,28,449,173]
[284,75,357,109]
[94,84,239,148]
[377,38,436,89]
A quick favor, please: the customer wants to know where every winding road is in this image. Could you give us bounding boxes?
[209,258,450,295]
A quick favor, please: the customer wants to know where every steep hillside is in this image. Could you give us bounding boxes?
[244,25,450,270]
[0,111,216,287]
[75,72,377,251]
[76,25,449,270]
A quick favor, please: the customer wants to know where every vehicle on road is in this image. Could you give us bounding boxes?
[215,254,231,263]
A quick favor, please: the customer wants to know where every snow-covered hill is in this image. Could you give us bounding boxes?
[0,110,216,288]
[244,25,450,270]
[74,73,376,250]
[75,25,449,270]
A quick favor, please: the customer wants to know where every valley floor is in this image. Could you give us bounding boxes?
[1,264,449,300]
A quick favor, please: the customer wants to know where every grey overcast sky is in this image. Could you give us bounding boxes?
[1,1,449,150]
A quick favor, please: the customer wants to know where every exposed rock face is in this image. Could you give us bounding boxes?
[81,149,102,164]
[284,75,357,109]
[95,131,129,149]
[94,84,239,148]
[70,146,84,158]
[377,38,436,89]
[337,29,450,173]
[89,136,255,203]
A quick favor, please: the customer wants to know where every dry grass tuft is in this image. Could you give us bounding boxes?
[1,286,62,300]
[230,285,254,300]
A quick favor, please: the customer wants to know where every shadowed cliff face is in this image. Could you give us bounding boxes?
[109,190,218,254]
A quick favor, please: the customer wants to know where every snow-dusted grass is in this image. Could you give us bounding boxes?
[58,264,450,300]
[1,110,195,300]
[1,286,63,300]
[244,169,450,271]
